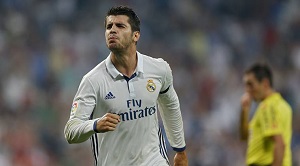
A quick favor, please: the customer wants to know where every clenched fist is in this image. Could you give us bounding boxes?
[95,113,121,133]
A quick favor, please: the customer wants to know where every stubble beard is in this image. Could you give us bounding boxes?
[108,40,133,54]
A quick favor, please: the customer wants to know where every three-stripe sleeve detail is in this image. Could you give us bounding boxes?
[90,134,99,166]
[158,127,170,165]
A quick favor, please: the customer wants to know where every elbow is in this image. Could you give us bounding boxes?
[64,130,75,144]
[64,132,82,144]
[64,126,78,144]
[273,134,285,150]
[239,126,248,141]
[65,135,75,144]
[239,130,248,141]
[240,134,248,141]
[278,139,285,151]
[66,136,87,144]
[66,139,73,144]
[67,139,78,144]
[63,119,93,144]
[64,128,87,144]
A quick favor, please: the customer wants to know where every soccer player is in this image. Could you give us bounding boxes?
[64,6,188,166]
[239,63,292,166]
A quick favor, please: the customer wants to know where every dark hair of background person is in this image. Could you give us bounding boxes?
[245,63,273,88]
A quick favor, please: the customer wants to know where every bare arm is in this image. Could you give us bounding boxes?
[240,93,252,140]
[271,134,285,166]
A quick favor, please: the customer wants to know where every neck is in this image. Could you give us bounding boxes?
[111,47,137,77]
[262,88,275,100]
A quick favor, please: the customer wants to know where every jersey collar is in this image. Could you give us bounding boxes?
[105,51,144,79]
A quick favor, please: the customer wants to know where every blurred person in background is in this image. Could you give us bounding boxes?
[240,63,292,166]
[64,5,188,166]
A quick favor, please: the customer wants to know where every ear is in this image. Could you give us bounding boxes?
[133,31,140,42]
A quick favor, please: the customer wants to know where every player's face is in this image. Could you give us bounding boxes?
[243,73,265,102]
[105,15,140,52]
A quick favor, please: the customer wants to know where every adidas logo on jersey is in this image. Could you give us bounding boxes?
[105,92,116,100]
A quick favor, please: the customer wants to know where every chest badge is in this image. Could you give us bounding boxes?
[146,79,156,92]
[71,101,78,113]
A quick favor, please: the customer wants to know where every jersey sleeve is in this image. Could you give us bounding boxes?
[260,103,282,137]
[64,76,97,144]
[157,61,186,152]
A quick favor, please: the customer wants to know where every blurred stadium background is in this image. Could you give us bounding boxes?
[0,0,299,166]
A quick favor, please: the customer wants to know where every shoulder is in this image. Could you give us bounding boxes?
[82,60,106,83]
[276,95,292,113]
[140,53,174,87]
[261,93,292,113]
[142,53,168,64]
[140,53,171,73]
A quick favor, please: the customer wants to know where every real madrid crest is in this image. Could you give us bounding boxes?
[146,79,156,92]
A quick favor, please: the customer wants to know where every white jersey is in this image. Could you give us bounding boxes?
[64,52,186,166]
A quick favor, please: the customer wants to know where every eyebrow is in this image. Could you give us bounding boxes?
[116,23,126,26]
[106,22,127,27]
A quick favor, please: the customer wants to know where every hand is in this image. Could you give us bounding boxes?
[241,92,252,111]
[174,151,188,166]
[96,113,120,133]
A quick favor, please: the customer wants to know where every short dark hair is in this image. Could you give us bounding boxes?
[105,6,140,32]
[245,63,273,87]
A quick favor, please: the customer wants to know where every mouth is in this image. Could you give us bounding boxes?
[108,36,118,44]
[108,35,118,40]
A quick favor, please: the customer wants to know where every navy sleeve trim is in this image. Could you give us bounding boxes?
[172,146,186,152]
[93,119,99,133]
[159,86,170,94]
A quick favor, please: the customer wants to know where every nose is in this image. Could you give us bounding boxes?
[109,24,117,33]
